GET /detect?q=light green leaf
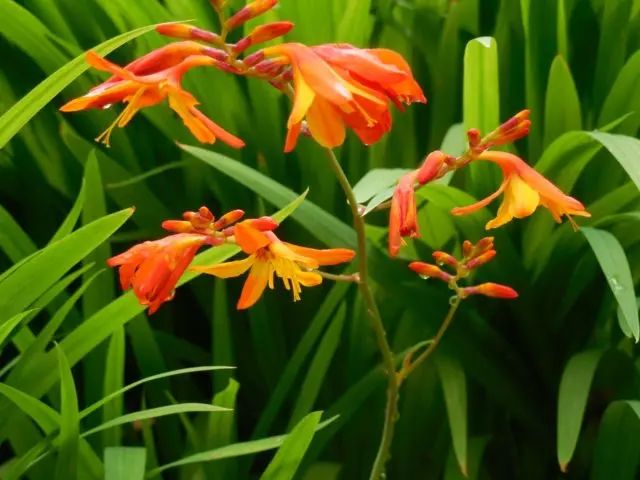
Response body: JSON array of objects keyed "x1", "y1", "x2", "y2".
[
  {"x1": 54, "y1": 345, "x2": 80, "y2": 480},
  {"x1": 436, "y1": 354, "x2": 468, "y2": 477},
  {"x1": 49, "y1": 180, "x2": 86, "y2": 244},
  {"x1": 0, "y1": 310, "x2": 37, "y2": 350},
  {"x1": 104, "y1": 447, "x2": 146, "y2": 480},
  {"x1": 587, "y1": 132, "x2": 640, "y2": 193},
  {"x1": 146, "y1": 415, "x2": 337, "y2": 478},
  {"x1": 0, "y1": 208, "x2": 133, "y2": 327},
  {"x1": 582, "y1": 227, "x2": 639, "y2": 340},
  {"x1": 102, "y1": 327, "x2": 125, "y2": 448},
  {"x1": 261, "y1": 412, "x2": 322, "y2": 480},
  {"x1": 352, "y1": 168, "x2": 412, "y2": 204},
  {"x1": 557, "y1": 349, "x2": 606, "y2": 470},
  {"x1": 207, "y1": 378, "x2": 239, "y2": 479},
  {"x1": 543, "y1": 55, "x2": 582, "y2": 147}
]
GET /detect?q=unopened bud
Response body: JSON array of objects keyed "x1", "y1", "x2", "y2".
[
  {"x1": 408, "y1": 262, "x2": 453, "y2": 283},
  {"x1": 461, "y1": 283, "x2": 518, "y2": 299},
  {"x1": 465, "y1": 250, "x2": 496, "y2": 269},
  {"x1": 224, "y1": 0, "x2": 278, "y2": 31},
  {"x1": 213, "y1": 209, "x2": 244, "y2": 229},
  {"x1": 432, "y1": 251, "x2": 458, "y2": 268},
  {"x1": 201, "y1": 47, "x2": 229, "y2": 62},
  {"x1": 474, "y1": 237, "x2": 494, "y2": 254},
  {"x1": 210, "y1": 0, "x2": 227, "y2": 11},
  {"x1": 243, "y1": 216, "x2": 279, "y2": 231},
  {"x1": 416, "y1": 151, "x2": 446, "y2": 185},
  {"x1": 467, "y1": 128, "x2": 481, "y2": 148},
  {"x1": 243, "y1": 50, "x2": 266, "y2": 67},
  {"x1": 162, "y1": 220, "x2": 194, "y2": 233},
  {"x1": 156, "y1": 24, "x2": 222, "y2": 45},
  {"x1": 462, "y1": 240, "x2": 473, "y2": 258},
  {"x1": 234, "y1": 22, "x2": 293, "y2": 54}
]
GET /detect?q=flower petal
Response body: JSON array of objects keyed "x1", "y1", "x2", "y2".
[
  {"x1": 305, "y1": 97, "x2": 346, "y2": 148},
  {"x1": 289, "y1": 66, "x2": 316, "y2": 126},
  {"x1": 234, "y1": 223, "x2": 272, "y2": 254},
  {"x1": 237, "y1": 259, "x2": 270, "y2": 309},
  {"x1": 451, "y1": 180, "x2": 507, "y2": 216},
  {"x1": 504, "y1": 174, "x2": 540, "y2": 219},
  {"x1": 284, "y1": 243, "x2": 356, "y2": 266},
  {"x1": 296, "y1": 270, "x2": 323, "y2": 287},
  {"x1": 191, "y1": 255, "x2": 255, "y2": 278}
]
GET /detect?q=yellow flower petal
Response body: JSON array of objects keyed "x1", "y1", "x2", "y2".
[
  {"x1": 190, "y1": 254, "x2": 254, "y2": 278},
  {"x1": 505, "y1": 174, "x2": 540, "y2": 218},
  {"x1": 305, "y1": 97, "x2": 346, "y2": 148}
]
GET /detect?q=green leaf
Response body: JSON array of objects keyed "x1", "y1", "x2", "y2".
[
  {"x1": 352, "y1": 168, "x2": 412, "y2": 204},
  {"x1": 288, "y1": 305, "x2": 347, "y2": 429},
  {"x1": 102, "y1": 327, "x2": 125, "y2": 448},
  {"x1": 598, "y1": 50, "x2": 640, "y2": 129},
  {"x1": 54, "y1": 345, "x2": 80, "y2": 480},
  {"x1": 543, "y1": 55, "x2": 582, "y2": 147},
  {"x1": 146, "y1": 415, "x2": 337, "y2": 479},
  {"x1": 104, "y1": 447, "x2": 146, "y2": 480},
  {"x1": 463, "y1": 36, "x2": 500, "y2": 197},
  {"x1": 82, "y1": 404, "x2": 231, "y2": 439},
  {"x1": 0, "y1": 22, "x2": 163, "y2": 150},
  {"x1": 0, "y1": 310, "x2": 37, "y2": 350},
  {"x1": 0, "y1": 383, "x2": 60, "y2": 432},
  {"x1": 557, "y1": 349, "x2": 606, "y2": 470},
  {"x1": 49, "y1": 180, "x2": 86, "y2": 244},
  {"x1": 261, "y1": 412, "x2": 322, "y2": 480},
  {"x1": 0, "y1": 208, "x2": 133, "y2": 327},
  {"x1": 207, "y1": 378, "x2": 239, "y2": 479},
  {"x1": 444, "y1": 437, "x2": 489, "y2": 480},
  {"x1": 587, "y1": 132, "x2": 640, "y2": 193},
  {"x1": 435, "y1": 354, "x2": 468, "y2": 477},
  {"x1": 582, "y1": 227, "x2": 639, "y2": 340},
  {"x1": 591, "y1": 400, "x2": 640, "y2": 480}
]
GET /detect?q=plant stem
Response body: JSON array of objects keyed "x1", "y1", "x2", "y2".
[
  {"x1": 398, "y1": 296, "x2": 462, "y2": 383},
  {"x1": 322, "y1": 147, "x2": 399, "y2": 480},
  {"x1": 314, "y1": 270, "x2": 361, "y2": 283}
]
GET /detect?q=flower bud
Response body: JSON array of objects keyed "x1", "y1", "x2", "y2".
[
  {"x1": 209, "y1": 0, "x2": 227, "y2": 11},
  {"x1": 416, "y1": 150, "x2": 446, "y2": 185},
  {"x1": 243, "y1": 50, "x2": 266, "y2": 67},
  {"x1": 432, "y1": 251, "x2": 458, "y2": 268},
  {"x1": 474, "y1": 236, "x2": 494, "y2": 254},
  {"x1": 156, "y1": 23, "x2": 222, "y2": 45},
  {"x1": 162, "y1": 220, "x2": 194, "y2": 233},
  {"x1": 467, "y1": 128, "x2": 481, "y2": 148},
  {"x1": 408, "y1": 262, "x2": 453, "y2": 283},
  {"x1": 461, "y1": 283, "x2": 518, "y2": 299},
  {"x1": 243, "y1": 216, "x2": 279, "y2": 231},
  {"x1": 213, "y1": 209, "x2": 245, "y2": 229},
  {"x1": 465, "y1": 249, "x2": 496, "y2": 269},
  {"x1": 234, "y1": 22, "x2": 293, "y2": 54},
  {"x1": 224, "y1": 0, "x2": 278, "y2": 31},
  {"x1": 462, "y1": 240, "x2": 473, "y2": 258}
]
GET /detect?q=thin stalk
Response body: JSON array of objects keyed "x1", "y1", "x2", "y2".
[
  {"x1": 398, "y1": 296, "x2": 461, "y2": 383},
  {"x1": 322, "y1": 147, "x2": 398, "y2": 480}
]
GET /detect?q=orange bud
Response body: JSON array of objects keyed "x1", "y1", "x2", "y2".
[
  {"x1": 467, "y1": 128, "x2": 481, "y2": 148},
  {"x1": 156, "y1": 23, "x2": 221, "y2": 45},
  {"x1": 474, "y1": 237, "x2": 494, "y2": 254},
  {"x1": 242, "y1": 216, "x2": 279, "y2": 231},
  {"x1": 432, "y1": 251, "x2": 458, "y2": 268},
  {"x1": 244, "y1": 50, "x2": 266, "y2": 67},
  {"x1": 388, "y1": 172, "x2": 419, "y2": 257},
  {"x1": 225, "y1": 0, "x2": 278, "y2": 31},
  {"x1": 409, "y1": 262, "x2": 453, "y2": 282},
  {"x1": 213, "y1": 209, "x2": 245, "y2": 229},
  {"x1": 461, "y1": 283, "x2": 518, "y2": 299},
  {"x1": 416, "y1": 151, "x2": 446, "y2": 185},
  {"x1": 462, "y1": 240, "x2": 473, "y2": 257},
  {"x1": 162, "y1": 220, "x2": 194, "y2": 233},
  {"x1": 198, "y1": 206, "x2": 215, "y2": 221},
  {"x1": 465, "y1": 250, "x2": 496, "y2": 269},
  {"x1": 234, "y1": 21, "x2": 293, "y2": 54}
]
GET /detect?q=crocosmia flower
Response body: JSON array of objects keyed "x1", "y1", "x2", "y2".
[
  {"x1": 107, "y1": 233, "x2": 208, "y2": 314},
  {"x1": 452, "y1": 151, "x2": 590, "y2": 229},
  {"x1": 192, "y1": 222, "x2": 355, "y2": 309},
  {"x1": 60, "y1": 51, "x2": 244, "y2": 148},
  {"x1": 262, "y1": 43, "x2": 424, "y2": 151}
]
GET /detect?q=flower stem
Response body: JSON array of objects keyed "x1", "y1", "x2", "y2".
[
  {"x1": 322, "y1": 147, "x2": 399, "y2": 480},
  {"x1": 397, "y1": 296, "x2": 462, "y2": 384},
  {"x1": 314, "y1": 270, "x2": 361, "y2": 283}
]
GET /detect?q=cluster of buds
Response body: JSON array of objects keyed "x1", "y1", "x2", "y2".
[{"x1": 408, "y1": 237, "x2": 518, "y2": 300}]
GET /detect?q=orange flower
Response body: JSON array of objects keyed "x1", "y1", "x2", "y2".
[
  {"x1": 388, "y1": 171, "x2": 419, "y2": 257},
  {"x1": 60, "y1": 51, "x2": 244, "y2": 148},
  {"x1": 107, "y1": 233, "x2": 208, "y2": 314},
  {"x1": 263, "y1": 43, "x2": 419, "y2": 151},
  {"x1": 191, "y1": 222, "x2": 355, "y2": 309},
  {"x1": 451, "y1": 151, "x2": 590, "y2": 229},
  {"x1": 460, "y1": 283, "x2": 518, "y2": 299}
]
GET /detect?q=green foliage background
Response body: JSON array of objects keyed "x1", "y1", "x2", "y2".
[{"x1": 1, "y1": 0, "x2": 640, "y2": 478}]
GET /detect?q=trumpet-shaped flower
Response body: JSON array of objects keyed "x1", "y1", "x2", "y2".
[
  {"x1": 262, "y1": 43, "x2": 422, "y2": 151},
  {"x1": 107, "y1": 233, "x2": 208, "y2": 314},
  {"x1": 191, "y1": 222, "x2": 355, "y2": 309},
  {"x1": 388, "y1": 171, "x2": 419, "y2": 257},
  {"x1": 451, "y1": 151, "x2": 590, "y2": 229},
  {"x1": 60, "y1": 51, "x2": 244, "y2": 148}
]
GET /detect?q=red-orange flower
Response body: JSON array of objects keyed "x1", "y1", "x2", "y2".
[
  {"x1": 262, "y1": 43, "x2": 424, "y2": 151},
  {"x1": 191, "y1": 222, "x2": 355, "y2": 309},
  {"x1": 460, "y1": 283, "x2": 518, "y2": 299},
  {"x1": 60, "y1": 51, "x2": 244, "y2": 148},
  {"x1": 452, "y1": 151, "x2": 590, "y2": 229},
  {"x1": 107, "y1": 233, "x2": 208, "y2": 314}
]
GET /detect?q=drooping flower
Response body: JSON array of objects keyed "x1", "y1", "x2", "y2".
[
  {"x1": 107, "y1": 233, "x2": 208, "y2": 314},
  {"x1": 451, "y1": 151, "x2": 590, "y2": 229},
  {"x1": 388, "y1": 151, "x2": 447, "y2": 257},
  {"x1": 191, "y1": 222, "x2": 356, "y2": 309},
  {"x1": 60, "y1": 51, "x2": 244, "y2": 148},
  {"x1": 262, "y1": 43, "x2": 423, "y2": 151}
]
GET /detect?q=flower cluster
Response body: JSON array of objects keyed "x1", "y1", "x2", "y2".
[
  {"x1": 409, "y1": 237, "x2": 518, "y2": 300},
  {"x1": 107, "y1": 206, "x2": 355, "y2": 313},
  {"x1": 61, "y1": 0, "x2": 424, "y2": 152},
  {"x1": 388, "y1": 110, "x2": 590, "y2": 257}
]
